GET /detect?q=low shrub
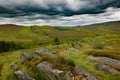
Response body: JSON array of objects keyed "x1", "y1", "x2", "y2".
[
  {"x1": 53, "y1": 56, "x2": 75, "y2": 71},
  {"x1": 54, "y1": 37, "x2": 60, "y2": 45},
  {"x1": 41, "y1": 54, "x2": 55, "y2": 63},
  {"x1": 93, "y1": 42, "x2": 105, "y2": 50},
  {"x1": 88, "y1": 50, "x2": 120, "y2": 60},
  {"x1": 36, "y1": 54, "x2": 75, "y2": 71}
]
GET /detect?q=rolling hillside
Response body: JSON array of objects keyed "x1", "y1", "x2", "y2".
[
  {"x1": 79, "y1": 21, "x2": 120, "y2": 34},
  {"x1": 0, "y1": 21, "x2": 120, "y2": 80}
]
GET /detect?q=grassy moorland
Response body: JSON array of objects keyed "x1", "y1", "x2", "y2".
[{"x1": 0, "y1": 21, "x2": 120, "y2": 80}]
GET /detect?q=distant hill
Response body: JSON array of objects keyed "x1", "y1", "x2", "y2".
[
  {"x1": 76, "y1": 21, "x2": 120, "y2": 34},
  {"x1": 0, "y1": 24, "x2": 23, "y2": 29},
  {"x1": 0, "y1": 21, "x2": 120, "y2": 42},
  {"x1": 84, "y1": 21, "x2": 120, "y2": 27}
]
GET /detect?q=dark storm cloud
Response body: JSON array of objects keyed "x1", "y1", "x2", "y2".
[
  {"x1": 0, "y1": 0, "x2": 120, "y2": 17},
  {"x1": 0, "y1": 0, "x2": 120, "y2": 26}
]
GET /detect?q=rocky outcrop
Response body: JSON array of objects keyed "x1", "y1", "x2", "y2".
[
  {"x1": 14, "y1": 70, "x2": 35, "y2": 80},
  {"x1": 32, "y1": 53, "x2": 40, "y2": 59},
  {"x1": 15, "y1": 49, "x2": 76, "y2": 80},
  {"x1": 35, "y1": 49, "x2": 55, "y2": 57},
  {"x1": 74, "y1": 66, "x2": 98, "y2": 80},
  {"x1": 20, "y1": 52, "x2": 41, "y2": 64},
  {"x1": 20, "y1": 49, "x2": 54, "y2": 63},
  {"x1": 95, "y1": 63, "x2": 120, "y2": 74},
  {"x1": 88, "y1": 55, "x2": 120, "y2": 70},
  {"x1": 36, "y1": 61, "x2": 74, "y2": 80},
  {"x1": 21, "y1": 53, "x2": 33, "y2": 63},
  {"x1": 10, "y1": 63, "x2": 18, "y2": 70}
]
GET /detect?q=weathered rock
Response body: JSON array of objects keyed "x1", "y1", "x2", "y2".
[
  {"x1": 88, "y1": 55, "x2": 120, "y2": 70},
  {"x1": 32, "y1": 53, "x2": 40, "y2": 59},
  {"x1": 36, "y1": 61, "x2": 74, "y2": 80},
  {"x1": 74, "y1": 66, "x2": 98, "y2": 80},
  {"x1": 10, "y1": 63, "x2": 18, "y2": 69},
  {"x1": 14, "y1": 70, "x2": 35, "y2": 80},
  {"x1": 35, "y1": 49, "x2": 54, "y2": 57},
  {"x1": 95, "y1": 63, "x2": 120, "y2": 74},
  {"x1": 21, "y1": 53, "x2": 33, "y2": 63}
]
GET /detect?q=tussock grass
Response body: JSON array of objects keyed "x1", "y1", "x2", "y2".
[{"x1": 88, "y1": 50, "x2": 120, "y2": 60}]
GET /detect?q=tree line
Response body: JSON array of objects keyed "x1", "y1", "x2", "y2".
[{"x1": 0, "y1": 41, "x2": 26, "y2": 53}]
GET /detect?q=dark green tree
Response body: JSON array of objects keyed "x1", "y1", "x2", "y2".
[
  {"x1": 71, "y1": 43, "x2": 75, "y2": 48},
  {"x1": 54, "y1": 37, "x2": 60, "y2": 45}
]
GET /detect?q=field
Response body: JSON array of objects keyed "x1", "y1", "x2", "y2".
[{"x1": 0, "y1": 21, "x2": 120, "y2": 80}]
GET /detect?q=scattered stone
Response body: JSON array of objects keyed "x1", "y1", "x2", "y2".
[
  {"x1": 35, "y1": 49, "x2": 55, "y2": 57},
  {"x1": 95, "y1": 63, "x2": 120, "y2": 74},
  {"x1": 74, "y1": 66, "x2": 98, "y2": 80},
  {"x1": 88, "y1": 55, "x2": 120, "y2": 70},
  {"x1": 10, "y1": 63, "x2": 18, "y2": 69},
  {"x1": 36, "y1": 61, "x2": 74, "y2": 80},
  {"x1": 14, "y1": 70, "x2": 35, "y2": 80},
  {"x1": 21, "y1": 53, "x2": 33, "y2": 63}
]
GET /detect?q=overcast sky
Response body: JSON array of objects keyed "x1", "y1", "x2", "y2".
[{"x1": 0, "y1": 0, "x2": 120, "y2": 26}]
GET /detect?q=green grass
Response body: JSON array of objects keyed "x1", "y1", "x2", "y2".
[
  {"x1": 0, "y1": 22, "x2": 120, "y2": 80},
  {"x1": 58, "y1": 49, "x2": 120, "y2": 80}
]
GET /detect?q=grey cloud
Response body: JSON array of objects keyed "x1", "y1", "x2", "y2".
[
  {"x1": 0, "y1": 0, "x2": 88, "y2": 10},
  {"x1": 0, "y1": 0, "x2": 119, "y2": 12},
  {"x1": 0, "y1": 7, "x2": 120, "y2": 26},
  {"x1": 0, "y1": 0, "x2": 120, "y2": 26}
]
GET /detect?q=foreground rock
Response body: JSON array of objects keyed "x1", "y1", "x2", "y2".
[
  {"x1": 36, "y1": 61, "x2": 74, "y2": 80},
  {"x1": 35, "y1": 49, "x2": 55, "y2": 57},
  {"x1": 74, "y1": 66, "x2": 98, "y2": 80},
  {"x1": 14, "y1": 70, "x2": 35, "y2": 80},
  {"x1": 95, "y1": 63, "x2": 120, "y2": 74}
]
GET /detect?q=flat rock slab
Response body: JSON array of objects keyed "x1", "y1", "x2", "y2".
[
  {"x1": 88, "y1": 55, "x2": 120, "y2": 70},
  {"x1": 35, "y1": 49, "x2": 55, "y2": 57},
  {"x1": 95, "y1": 63, "x2": 120, "y2": 74}
]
